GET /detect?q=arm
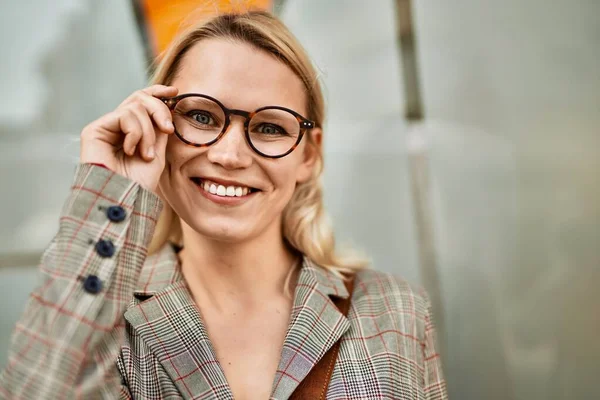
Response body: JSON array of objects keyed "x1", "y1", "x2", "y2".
[
  {"x1": 0, "y1": 164, "x2": 162, "y2": 399},
  {"x1": 421, "y1": 292, "x2": 449, "y2": 400}
]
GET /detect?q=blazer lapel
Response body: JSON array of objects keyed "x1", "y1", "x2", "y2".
[
  {"x1": 124, "y1": 246, "x2": 351, "y2": 400},
  {"x1": 270, "y1": 258, "x2": 351, "y2": 400},
  {"x1": 124, "y1": 245, "x2": 233, "y2": 400}
]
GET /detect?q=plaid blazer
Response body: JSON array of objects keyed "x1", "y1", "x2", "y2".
[{"x1": 0, "y1": 165, "x2": 447, "y2": 400}]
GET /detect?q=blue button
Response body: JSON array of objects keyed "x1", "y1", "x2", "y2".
[
  {"x1": 106, "y1": 205, "x2": 126, "y2": 222},
  {"x1": 95, "y1": 239, "x2": 115, "y2": 257},
  {"x1": 83, "y1": 275, "x2": 103, "y2": 294}
]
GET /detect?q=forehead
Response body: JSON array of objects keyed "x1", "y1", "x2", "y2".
[{"x1": 173, "y1": 38, "x2": 307, "y2": 114}]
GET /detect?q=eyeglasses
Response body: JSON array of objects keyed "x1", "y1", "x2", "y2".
[{"x1": 162, "y1": 93, "x2": 315, "y2": 158}]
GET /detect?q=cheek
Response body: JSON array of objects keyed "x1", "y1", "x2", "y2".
[
  {"x1": 267, "y1": 158, "x2": 304, "y2": 197},
  {"x1": 164, "y1": 137, "x2": 210, "y2": 181},
  {"x1": 165, "y1": 136, "x2": 189, "y2": 169}
]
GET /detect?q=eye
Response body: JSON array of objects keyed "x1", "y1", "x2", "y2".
[
  {"x1": 189, "y1": 111, "x2": 215, "y2": 126},
  {"x1": 257, "y1": 123, "x2": 287, "y2": 135}
]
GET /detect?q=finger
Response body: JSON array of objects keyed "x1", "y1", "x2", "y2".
[
  {"x1": 88, "y1": 111, "x2": 123, "y2": 143},
  {"x1": 129, "y1": 104, "x2": 157, "y2": 161},
  {"x1": 154, "y1": 131, "x2": 170, "y2": 161},
  {"x1": 119, "y1": 109, "x2": 143, "y2": 156},
  {"x1": 135, "y1": 93, "x2": 175, "y2": 134},
  {"x1": 120, "y1": 85, "x2": 178, "y2": 108},
  {"x1": 141, "y1": 84, "x2": 179, "y2": 98}
]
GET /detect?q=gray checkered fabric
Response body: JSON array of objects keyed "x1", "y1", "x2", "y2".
[{"x1": 1, "y1": 165, "x2": 447, "y2": 399}]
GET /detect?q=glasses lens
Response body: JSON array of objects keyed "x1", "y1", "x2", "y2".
[
  {"x1": 248, "y1": 108, "x2": 301, "y2": 156},
  {"x1": 172, "y1": 96, "x2": 226, "y2": 145}
]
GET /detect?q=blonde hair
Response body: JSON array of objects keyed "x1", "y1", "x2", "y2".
[{"x1": 148, "y1": 10, "x2": 369, "y2": 276}]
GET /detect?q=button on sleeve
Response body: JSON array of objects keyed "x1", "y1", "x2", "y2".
[
  {"x1": 0, "y1": 164, "x2": 164, "y2": 399},
  {"x1": 83, "y1": 275, "x2": 103, "y2": 294},
  {"x1": 106, "y1": 205, "x2": 126, "y2": 222},
  {"x1": 95, "y1": 239, "x2": 115, "y2": 258}
]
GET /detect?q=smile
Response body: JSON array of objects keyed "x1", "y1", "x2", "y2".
[{"x1": 190, "y1": 178, "x2": 258, "y2": 198}]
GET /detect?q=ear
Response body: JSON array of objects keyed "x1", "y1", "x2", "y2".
[{"x1": 296, "y1": 128, "x2": 322, "y2": 184}]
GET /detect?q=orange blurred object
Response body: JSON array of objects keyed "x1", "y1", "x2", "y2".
[{"x1": 140, "y1": 0, "x2": 273, "y2": 56}]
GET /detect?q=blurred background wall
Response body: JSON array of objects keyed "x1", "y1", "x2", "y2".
[{"x1": 1, "y1": 1, "x2": 598, "y2": 399}]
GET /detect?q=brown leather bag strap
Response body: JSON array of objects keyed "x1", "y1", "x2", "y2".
[{"x1": 290, "y1": 275, "x2": 355, "y2": 400}]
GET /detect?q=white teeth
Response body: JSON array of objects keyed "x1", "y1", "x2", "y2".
[{"x1": 198, "y1": 179, "x2": 253, "y2": 197}]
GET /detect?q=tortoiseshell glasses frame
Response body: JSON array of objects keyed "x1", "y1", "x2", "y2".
[{"x1": 162, "y1": 93, "x2": 315, "y2": 159}]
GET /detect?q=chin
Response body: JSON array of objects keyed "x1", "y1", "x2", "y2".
[{"x1": 186, "y1": 215, "x2": 257, "y2": 244}]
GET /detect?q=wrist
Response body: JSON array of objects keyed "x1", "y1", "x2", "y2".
[{"x1": 89, "y1": 163, "x2": 110, "y2": 171}]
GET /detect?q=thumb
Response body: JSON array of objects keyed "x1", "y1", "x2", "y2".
[{"x1": 154, "y1": 131, "x2": 170, "y2": 161}]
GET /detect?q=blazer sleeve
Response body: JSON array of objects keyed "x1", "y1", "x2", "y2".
[
  {"x1": 421, "y1": 291, "x2": 449, "y2": 400},
  {"x1": 0, "y1": 164, "x2": 162, "y2": 400}
]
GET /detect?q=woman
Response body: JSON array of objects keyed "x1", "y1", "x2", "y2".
[{"x1": 0, "y1": 10, "x2": 447, "y2": 400}]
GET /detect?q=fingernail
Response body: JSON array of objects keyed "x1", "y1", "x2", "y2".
[
  {"x1": 165, "y1": 120, "x2": 174, "y2": 130},
  {"x1": 147, "y1": 146, "x2": 155, "y2": 159}
]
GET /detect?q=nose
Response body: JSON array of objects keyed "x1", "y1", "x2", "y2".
[{"x1": 206, "y1": 118, "x2": 253, "y2": 169}]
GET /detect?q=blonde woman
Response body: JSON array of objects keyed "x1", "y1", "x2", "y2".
[{"x1": 0, "y1": 11, "x2": 447, "y2": 400}]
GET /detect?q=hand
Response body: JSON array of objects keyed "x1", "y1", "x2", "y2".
[{"x1": 80, "y1": 85, "x2": 178, "y2": 192}]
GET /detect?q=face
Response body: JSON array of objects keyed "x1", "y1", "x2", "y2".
[{"x1": 159, "y1": 38, "x2": 320, "y2": 243}]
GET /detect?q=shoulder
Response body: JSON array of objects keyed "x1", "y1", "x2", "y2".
[
  {"x1": 350, "y1": 268, "x2": 432, "y2": 336},
  {"x1": 352, "y1": 267, "x2": 431, "y2": 312},
  {"x1": 134, "y1": 243, "x2": 183, "y2": 297}
]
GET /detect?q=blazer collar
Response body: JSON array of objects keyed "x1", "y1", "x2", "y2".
[
  {"x1": 125, "y1": 244, "x2": 351, "y2": 400},
  {"x1": 132, "y1": 244, "x2": 349, "y2": 299}
]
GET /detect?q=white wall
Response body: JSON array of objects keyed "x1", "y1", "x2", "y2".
[
  {"x1": 414, "y1": 1, "x2": 600, "y2": 398},
  {"x1": 281, "y1": 0, "x2": 421, "y2": 283},
  {"x1": 0, "y1": 0, "x2": 147, "y2": 255},
  {"x1": 283, "y1": 0, "x2": 600, "y2": 399}
]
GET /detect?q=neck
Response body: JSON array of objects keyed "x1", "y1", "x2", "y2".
[{"x1": 178, "y1": 219, "x2": 300, "y2": 312}]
